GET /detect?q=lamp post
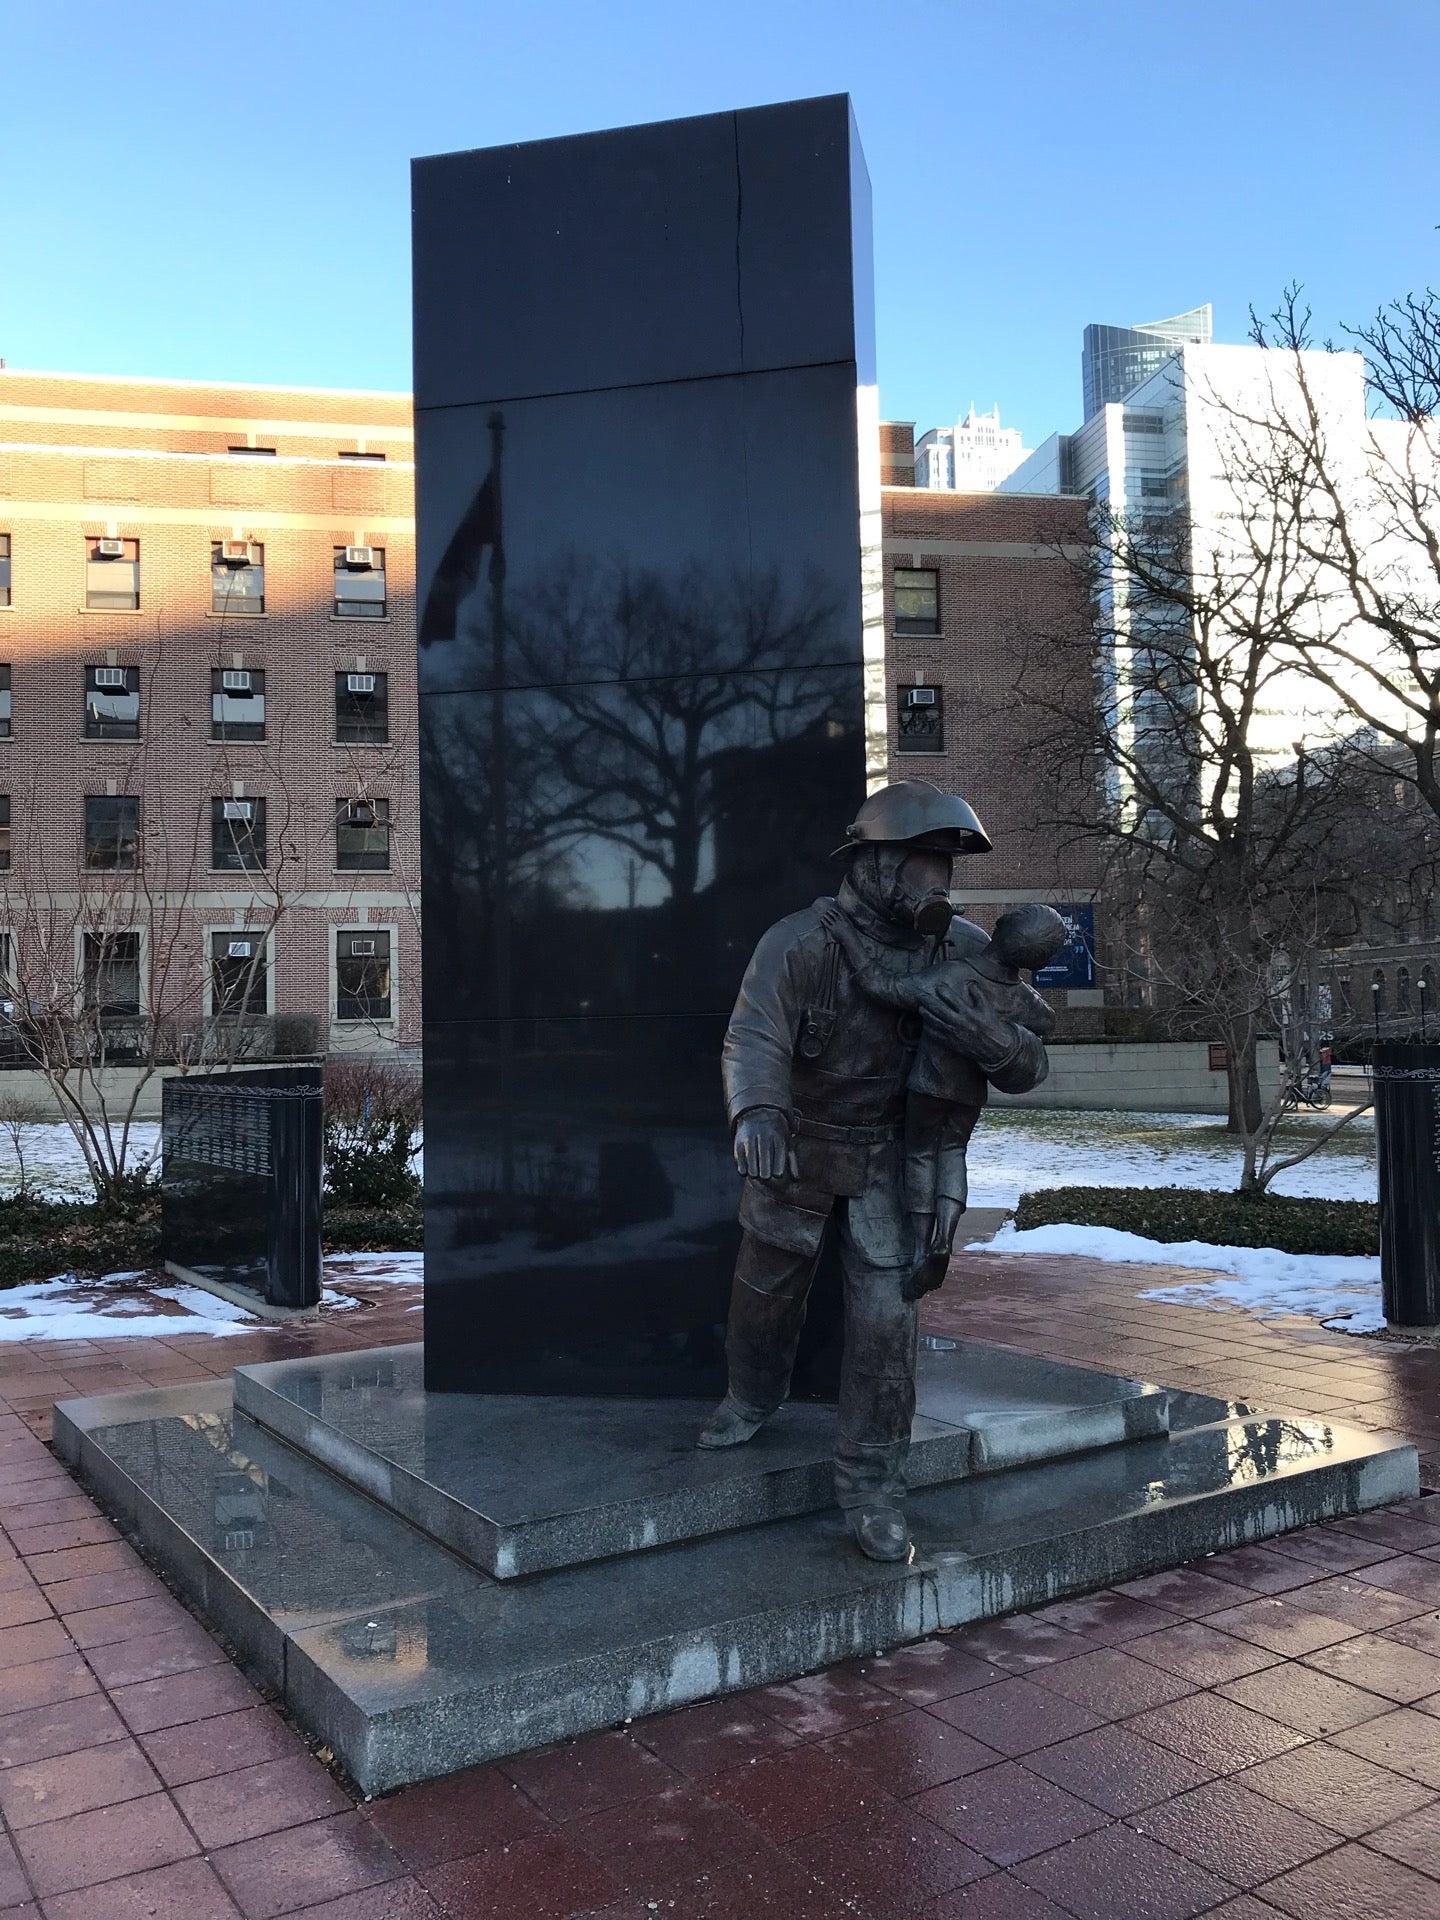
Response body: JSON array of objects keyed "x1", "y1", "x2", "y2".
[
  {"x1": 1421, "y1": 974, "x2": 1430, "y2": 1041},
  {"x1": 1372, "y1": 979, "x2": 1382, "y2": 1045}
]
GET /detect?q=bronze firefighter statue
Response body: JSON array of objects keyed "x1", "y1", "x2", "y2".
[{"x1": 698, "y1": 779, "x2": 1052, "y2": 1563}]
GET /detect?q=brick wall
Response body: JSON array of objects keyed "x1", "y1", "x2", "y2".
[
  {"x1": 0, "y1": 370, "x2": 420, "y2": 1052},
  {"x1": 880, "y1": 483, "x2": 1103, "y2": 970},
  {"x1": 879, "y1": 419, "x2": 915, "y2": 487}
]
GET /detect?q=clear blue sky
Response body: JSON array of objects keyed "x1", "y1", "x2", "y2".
[{"x1": 4, "y1": 0, "x2": 1435, "y2": 446}]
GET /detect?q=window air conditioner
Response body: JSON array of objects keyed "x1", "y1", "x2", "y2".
[
  {"x1": 219, "y1": 541, "x2": 260, "y2": 567},
  {"x1": 907, "y1": 688, "x2": 937, "y2": 707},
  {"x1": 347, "y1": 801, "x2": 376, "y2": 826},
  {"x1": 350, "y1": 939, "x2": 376, "y2": 957},
  {"x1": 343, "y1": 545, "x2": 376, "y2": 570},
  {"x1": 227, "y1": 940, "x2": 253, "y2": 959},
  {"x1": 94, "y1": 666, "x2": 126, "y2": 688},
  {"x1": 347, "y1": 673, "x2": 376, "y2": 695},
  {"x1": 221, "y1": 670, "x2": 252, "y2": 693},
  {"x1": 222, "y1": 800, "x2": 253, "y2": 820},
  {"x1": 96, "y1": 538, "x2": 126, "y2": 558}
]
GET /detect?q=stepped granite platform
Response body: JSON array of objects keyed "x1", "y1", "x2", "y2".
[
  {"x1": 228, "y1": 1341, "x2": 1170, "y2": 1577},
  {"x1": 54, "y1": 1338, "x2": 1417, "y2": 1796}
]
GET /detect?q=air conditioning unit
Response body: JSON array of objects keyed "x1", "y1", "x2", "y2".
[
  {"x1": 94, "y1": 666, "x2": 126, "y2": 688},
  {"x1": 226, "y1": 940, "x2": 254, "y2": 959},
  {"x1": 221, "y1": 670, "x2": 252, "y2": 693},
  {"x1": 343, "y1": 545, "x2": 376, "y2": 570},
  {"x1": 222, "y1": 800, "x2": 253, "y2": 821},
  {"x1": 346, "y1": 673, "x2": 376, "y2": 695},
  {"x1": 96, "y1": 538, "x2": 125, "y2": 558},
  {"x1": 218, "y1": 540, "x2": 260, "y2": 567},
  {"x1": 346, "y1": 801, "x2": 376, "y2": 826},
  {"x1": 349, "y1": 939, "x2": 376, "y2": 957},
  {"x1": 906, "y1": 687, "x2": 937, "y2": 707}
]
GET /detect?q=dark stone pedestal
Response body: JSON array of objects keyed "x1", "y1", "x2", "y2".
[
  {"x1": 56, "y1": 1347, "x2": 1415, "y2": 1795},
  {"x1": 411, "y1": 94, "x2": 879, "y2": 1397}
]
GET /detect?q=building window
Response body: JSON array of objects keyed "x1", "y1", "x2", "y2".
[
  {"x1": 897, "y1": 683, "x2": 945, "y2": 754},
  {"x1": 85, "y1": 537, "x2": 140, "y2": 611},
  {"x1": 338, "y1": 450, "x2": 386, "y2": 461},
  {"x1": 335, "y1": 670, "x2": 389, "y2": 743},
  {"x1": 0, "y1": 795, "x2": 9, "y2": 871},
  {"x1": 210, "y1": 797, "x2": 267, "y2": 872},
  {"x1": 83, "y1": 931, "x2": 140, "y2": 1017},
  {"x1": 336, "y1": 929, "x2": 391, "y2": 1022},
  {"x1": 0, "y1": 665, "x2": 10, "y2": 739},
  {"x1": 83, "y1": 795, "x2": 140, "y2": 870},
  {"x1": 227, "y1": 445, "x2": 276, "y2": 457},
  {"x1": 1398, "y1": 965, "x2": 1412, "y2": 1012},
  {"x1": 84, "y1": 664, "x2": 141, "y2": 739},
  {"x1": 335, "y1": 797, "x2": 390, "y2": 872},
  {"x1": 211, "y1": 541, "x2": 265, "y2": 615},
  {"x1": 893, "y1": 567, "x2": 939, "y2": 635},
  {"x1": 333, "y1": 545, "x2": 386, "y2": 618},
  {"x1": 1338, "y1": 976, "x2": 1353, "y2": 1015},
  {"x1": 211, "y1": 667, "x2": 266, "y2": 742},
  {"x1": 211, "y1": 932, "x2": 268, "y2": 1016},
  {"x1": 1372, "y1": 968, "x2": 1387, "y2": 1015},
  {"x1": 0, "y1": 535, "x2": 10, "y2": 607}
]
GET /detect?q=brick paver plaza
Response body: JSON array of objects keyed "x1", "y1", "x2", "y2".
[{"x1": 2, "y1": 1247, "x2": 1440, "y2": 1918}]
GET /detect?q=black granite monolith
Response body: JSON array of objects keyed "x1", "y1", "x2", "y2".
[{"x1": 412, "y1": 96, "x2": 877, "y2": 1394}]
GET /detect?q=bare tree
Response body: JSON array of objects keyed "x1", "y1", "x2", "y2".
[
  {"x1": 1011, "y1": 487, "x2": 1404, "y2": 1174},
  {"x1": 1212, "y1": 287, "x2": 1440, "y2": 824}
]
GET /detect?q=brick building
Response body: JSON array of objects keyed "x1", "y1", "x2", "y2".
[
  {"x1": 0, "y1": 368, "x2": 419, "y2": 1059},
  {"x1": 878, "y1": 447, "x2": 1103, "y2": 1009},
  {"x1": 0, "y1": 374, "x2": 1101, "y2": 1075}
]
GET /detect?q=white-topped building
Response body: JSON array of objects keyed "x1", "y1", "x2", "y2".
[{"x1": 913, "y1": 404, "x2": 1031, "y2": 493}]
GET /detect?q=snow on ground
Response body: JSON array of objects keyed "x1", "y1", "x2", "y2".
[
  {"x1": 966, "y1": 1107, "x2": 1375, "y2": 1209},
  {"x1": 0, "y1": 1252, "x2": 424, "y2": 1341},
  {"x1": 0, "y1": 1122, "x2": 161, "y2": 1200},
  {"x1": 978, "y1": 1220, "x2": 1385, "y2": 1335},
  {"x1": 0, "y1": 1273, "x2": 259, "y2": 1341}
]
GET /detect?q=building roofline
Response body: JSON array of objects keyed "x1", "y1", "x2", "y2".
[{"x1": 0, "y1": 366, "x2": 411, "y2": 402}]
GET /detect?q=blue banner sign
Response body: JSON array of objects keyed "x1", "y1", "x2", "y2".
[{"x1": 1033, "y1": 904, "x2": 1096, "y2": 989}]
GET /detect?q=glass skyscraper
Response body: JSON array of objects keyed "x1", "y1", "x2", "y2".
[{"x1": 1081, "y1": 305, "x2": 1212, "y2": 418}]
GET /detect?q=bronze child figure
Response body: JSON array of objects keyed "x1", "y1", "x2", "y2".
[{"x1": 822, "y1": 902, "x2": 1067, "y2": 1299}]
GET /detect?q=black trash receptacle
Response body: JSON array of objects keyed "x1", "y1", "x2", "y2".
[{"x1": 1375, "y1": 1040, "x2": 1440, "y2": 1329}]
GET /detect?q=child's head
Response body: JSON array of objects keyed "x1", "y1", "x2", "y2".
[{"x1": 990, "y1": 904, "x2": 1069, "y2": 973}]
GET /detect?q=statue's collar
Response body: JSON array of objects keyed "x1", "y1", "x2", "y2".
[{"x1": 833, "y1": 879, "x2": 927, "y2": 950}]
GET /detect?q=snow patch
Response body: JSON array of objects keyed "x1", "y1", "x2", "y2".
[
  {"x1": 977, "y1": 1220, "x2": 1384, "y2": 1334},
  {"x1": 0, "y1": 1272, "x2": 259, "y2": 1341}
]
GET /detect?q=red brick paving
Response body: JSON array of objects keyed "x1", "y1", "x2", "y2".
[{"x1": 2, "y1": 1250, "x2": 1440, "y2": 1913}]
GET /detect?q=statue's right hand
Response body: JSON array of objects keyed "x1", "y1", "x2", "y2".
[{"x1": 733, "y1": 1108, "x2": 798, "y2": 1181}]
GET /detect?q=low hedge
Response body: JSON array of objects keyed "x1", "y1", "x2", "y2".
[
  {"x1": 1014, "y1": 1185, "x2": 1378, "y2": 1257},
  {"x1": 0, "y1": 1195, "x2": 162, "y2": 1290},
  {"x1": 322, "y1": 1203, "x2": 423, "y2": 1253},
  {"x1": 0, "y1": 1191, "x2": 423, "y2": 1290}
]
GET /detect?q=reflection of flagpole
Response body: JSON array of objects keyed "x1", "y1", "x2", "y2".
[{"x1": 486, "y1": 412, "x2": 515, "y2": 1200}]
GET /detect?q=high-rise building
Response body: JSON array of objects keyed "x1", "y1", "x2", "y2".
[
  {"x1": 1080, "y1": 305, "x2": 1212, "y2": 418},
  {"x1": 913, "y1": 404, "x2": 1031, "y2": 492}
]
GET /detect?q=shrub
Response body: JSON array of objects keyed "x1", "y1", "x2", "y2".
[
  {"x1": 323, "y1": 1058, "x2": 422, "y2": 1210},
  {"x1": 0, "y1": 1192, "x2": 161, "y2": 1290},
  {"x1": 1013, "y1": 1185, "x2": 1378, "y2": 1258},
  {"x1": 323, "y1": 1201, "x2": 423, "y2": 1252}
]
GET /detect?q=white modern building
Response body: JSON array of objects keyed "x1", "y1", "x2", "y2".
[
  {"x1": 913, "y1": 404, "x2": 1031, "y2": 492},
  {"x1": 1002, "y1": 339, "x2": 1433, "y2": 770}
]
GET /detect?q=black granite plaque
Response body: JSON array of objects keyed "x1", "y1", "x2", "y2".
[
  {"x1": 161, "y1": 1065, "x2": 323, "y2": 1312},
  {"x1": 413, "y1": 95, "x2": 876, "y2": 1395}
]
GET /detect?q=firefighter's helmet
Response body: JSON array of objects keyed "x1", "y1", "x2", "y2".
[{"x1": 832, "y1": 779, "x2": 992, "y2": 857}]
